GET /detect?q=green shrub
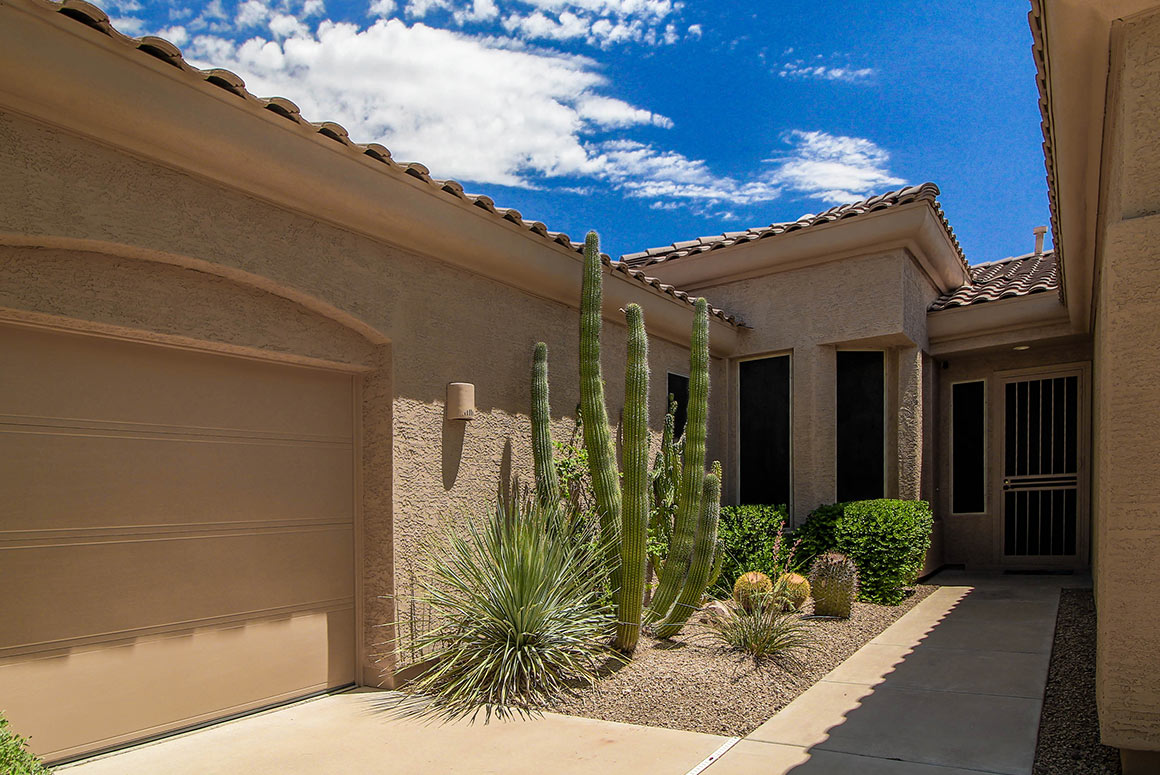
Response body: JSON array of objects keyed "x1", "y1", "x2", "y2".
[
  {"x1": 0, "y1": 713, "x2": 52, "y2": 775},
  {"x1": 386, "y1": 496, "x2": 617, "y2": 722},
  {"x1": 793, "y1": 502, "x2": 844, "y2": 564},
  {"x1": 834, "y1": 500, "x2": 932, "y2": 605},
  {"x1": 712, "y1": 504, "x2": 789, "y2": 596},
  {"x1": 703, "y1": 583, "x2": 815, "y2": 664},
  {"x1": 795, "y1": 500, "x2": 933, "y2": 606}
]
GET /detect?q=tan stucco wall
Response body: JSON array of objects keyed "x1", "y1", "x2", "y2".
[
  {"x1": 1092, "y1": 6, "x2": 1160, "y2": 751},
  {"x1": 694, "y1": 250, "x2": 940, "y2": 526},
  {"x1": 0, "y1": 110, "x2": 724, "y2": 683},
  {"x1": 934, "y1": 340, "x2": 1092, "y2": 569}
]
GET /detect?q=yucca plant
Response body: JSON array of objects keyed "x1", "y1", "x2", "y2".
[
  {"x1": 702, "y1": 581, "x2": 815, "y2": 665},
  {"x1": 385, "y1": 496, "x2": 618, "y2": 723}
]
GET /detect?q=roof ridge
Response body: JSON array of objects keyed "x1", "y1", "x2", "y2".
[
  {"x1": 618, "y1": 182, "x2": 967, "y2": 272},
  {"x1": 42, "y1": 0, "x2": 743, "y2": 326},
  {"x1": 969, "y1": 249, "x2": 1055, "y2": 269}
]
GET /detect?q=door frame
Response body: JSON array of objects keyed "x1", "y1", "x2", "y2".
[{"x1": 991, "y1": 361, "x2": 1091, "y2": 569}]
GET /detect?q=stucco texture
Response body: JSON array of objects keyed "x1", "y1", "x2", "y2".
[
  {"x1": 693, "y1": 250, "x2": 940, "y2": 525},
  {"x1": 1092, "y1": 7, "x2": 1160, "y2": 751},
  {"x1": 0, "y1": 110, "x2": 723, "y2": 684}
]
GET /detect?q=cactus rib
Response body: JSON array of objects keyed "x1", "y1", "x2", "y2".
[
  {"x1": 578, "y1": 231, "x2": 623, "y2": 597},
  {"x1": 531, "y1": 342, "x2": 561, "y2": 508},
  {"x1": 647, "y1": 297, "x2": 710, "y2": 624},
  {"x1": 654, "y1": 470, "x2": 721, "y2": 638},
  {"x1": 616, "y1": 303, "x2": 649, "y2": 652}
]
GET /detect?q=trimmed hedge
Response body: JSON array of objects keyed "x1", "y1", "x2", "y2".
[
  {"x1": 712, "y1": 504, "x2": 788, "y2": 597},
  {"x1": 796, "y1": 499, "x2": 933, "y2": 605}
]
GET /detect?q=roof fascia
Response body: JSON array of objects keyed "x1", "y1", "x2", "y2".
[
  {"x1": 1034, "y1": 0, "x2": 1156, "y2": 333},
  {"x1": 0, "y1": 0, "x2": 739, "y2": 354},
  {"x1": 636, "y1": 203, "x2": 969, "y2": 294},
  {"x1": 927, "y1": 293, "x2": 1072, "y2": 355}
]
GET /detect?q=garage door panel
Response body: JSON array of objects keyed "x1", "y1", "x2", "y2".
[
  {"x1": 4, "y1": 430, "x2": 353, "y2": 532},
  {"x1": 0, "y1": 607, "x2": 355, "y2": 762},
  {"x1": 3, "y1": 527, "x2": 355, "y2": 652},
  {"x1": 0, "y1": 324, "x2": 359, "y2": 761},
  {"x1": 1, "y1": 326, "x2": 353, "y2": 437}
]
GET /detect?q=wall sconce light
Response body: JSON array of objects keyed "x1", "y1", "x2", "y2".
[{"x1": 447, "y1": 382, "x2": 476, "y2": 420}]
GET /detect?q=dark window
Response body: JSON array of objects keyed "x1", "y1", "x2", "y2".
[
  {"x1": 836, "y1": 351, "x2": 884, "y2": 502},
  {"x1": 666, "y1": 373, "x2": 689, "y2": 440},
  {"x1": 952, "y1": 381, "x2": 986, "y2": 513},
  {"x1": 739, "y1": 355, "x2": 791, "y2": 507}
]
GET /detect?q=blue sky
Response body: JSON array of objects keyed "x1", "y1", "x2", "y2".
[{"x1": 108, "y1": 0, "x2": 1051, "y2": 264}]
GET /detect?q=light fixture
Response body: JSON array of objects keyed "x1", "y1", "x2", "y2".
[
  {"x1": 1013, "y1": 345, "x2": 1031, "y2": 351},
  {"x1": 446, "y1": 382, "x2": 476, "y2": 420}
]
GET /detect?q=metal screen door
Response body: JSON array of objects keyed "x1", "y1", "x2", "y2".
[{"x1": 1001, "y1": 372, "x2": 1082, "y2": 559}]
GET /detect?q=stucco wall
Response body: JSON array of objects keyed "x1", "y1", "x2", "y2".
[
  {"x1": 934, "y1": 339, "x2": 1093, "y2": 569},
  {"x1": 1092, "y1": 7, "x2": 1160, "y2": 752},
  {"x1": 695, "y1": 250, "x2": 940, "y2": 525},
  {"x1": 0, "y1": 110, "x2": 726, "y2": 683}
]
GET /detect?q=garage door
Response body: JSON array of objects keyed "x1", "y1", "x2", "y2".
[{"x1": 0, "y1": 324, "x2": 356, "y2": 762}]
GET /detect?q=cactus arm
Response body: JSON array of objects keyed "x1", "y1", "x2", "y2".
[
  {"x1": 615, "y1": 303, "x2": 649, "y2": 653},
  {"x1": 654, "y1": 470, "x2": 721, "y2": 638},
  {"x1": 647, "y1": 297, "x2": 710, "y2": 623},
  {"x1": 706, "y1": 539, "x2": 725, "y2": 592},
  {"x1": 531, "y1": 342, "x2": 562, "y2": 508},
  {"x1": 578, "y1": 231, "x2": 623, "y2": 594}
]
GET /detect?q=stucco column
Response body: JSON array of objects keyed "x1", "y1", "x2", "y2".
[
  {"x1": 791, "y1": 344, "x2": 836, "y2": 526},
  {"x1": 895, "y1": 344, "x2": 924, "y2": 501},
  {"x1": 360, "y1": 344, "x2": 394, "y2": 687}
]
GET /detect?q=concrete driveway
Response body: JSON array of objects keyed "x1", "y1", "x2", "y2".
[{"x1": 60, "y1": 688, "x2": 731, "y2": 775}]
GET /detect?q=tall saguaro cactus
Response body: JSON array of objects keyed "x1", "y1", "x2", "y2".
[
  {"x1": 579, "y1": 231, "x2": 624, "y2": 600},
  {"x1": 654, "y1": 468, "x2": 720, "y2": 637},
  {"x1": 531, "y1": 342, "x2": 561, "y2": 508},
  {"x1": 647, "y1": 297, "x2": 711, "y2": 624},
  {"x1": 618, "y1": 303, "x2": 649, "y2": 652}
]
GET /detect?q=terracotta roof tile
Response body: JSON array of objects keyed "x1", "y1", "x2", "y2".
[
  {"x1": 618, "y1": 183, "x2": 967, "y2": 272},
  {"x1": 41, "y1": 0, "x2": 742, "y2": 326},
  {"x1": 929, "y1": 250, "x2": 1059, "y2": 311},
  {"x1": 1028, "y1": 1, "x2": 1064, "y2": 303}
]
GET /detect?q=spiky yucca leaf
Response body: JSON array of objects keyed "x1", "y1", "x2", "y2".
[{"x1": 385, "y1": 497, "x2": 618, "y2": 723}]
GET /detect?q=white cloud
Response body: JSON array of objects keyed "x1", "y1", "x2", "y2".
[
  {"x1": 406, "y1": 0, "x2": 452, "y2": 17},
  {"x1": 111, "y1": 16, "x2": 145, "y2": 33},
  {"x1": 766, "y1": 130, "x2": 904, "y2": 203},
  {"x1": 778, "y1": 54, "x2": 874, "y2": 83},
  {"x1": 686, "y1": 23, "x2": 701, "y2": 39},
  {"x1": 268, "y1": 12, "x2": 311, "y2": 37},
  {"x1": 502, "y1": 10, "x2": 588, "y2": 39},
  {"x1": 181, "y1": 20, "x2": 650, "y2": 185},
  {"x1": 235, "y1": 0, "x2": 270, "y2": 28},
  {"x1": 156, "y1": 25, "x2": 190, "y2": 45},
  {"x1": 453, "y1": 0, "x2": 499, "y2": 23},
  {"x1": 369, "y1": 0, "x2": 397, "y2": 16},
  {"x1": 303, "y1": 0, "x2": 327, "y2": 17}
]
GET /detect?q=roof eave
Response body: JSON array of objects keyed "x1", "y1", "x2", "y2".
[
  {"x1": 1031, "y1": 0, "x2": 1158, "y2": 334},
  {"x1": 0, "y1": 0, "x2": 741, "y2": 352},
  {"x1": 927, "y1": 292, "x2": 1072, "y2": 356},
  {"x1": 626, "y1": 201, "x2": 971, "y2": 294}
]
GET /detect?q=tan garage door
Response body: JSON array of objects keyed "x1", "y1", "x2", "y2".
[{"x1": 0, "y1": 324, "x2": 356, "y2": 762}]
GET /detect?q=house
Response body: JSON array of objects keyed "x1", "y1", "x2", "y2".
[{"x1": 0, "y1": 0, "x2": 1156, "y2": 769}]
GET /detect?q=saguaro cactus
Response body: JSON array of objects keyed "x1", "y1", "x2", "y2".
[
  {"x1": 618, "y1": 303, "x2": 649, "y2": 652},
  {"x1": 531, "y1": 342, "x2": 561, "y2": 508},
  {"x1": 647, "y1": 297, "x2": 711, "y2": 624},
  {"x1": 578, "y1": 231, "x2": 624, "y2": 600},
  {"x1": 654, "y1": 468, "x2": 721, "y2": 637}
]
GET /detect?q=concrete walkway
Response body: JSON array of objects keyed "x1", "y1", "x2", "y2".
[
  {"x1": 62, "y1": 571, "x2": 1073, "y2": 775},
  {"x1": 60, "y1": 688, "x2": 730, "y2": 774},
  {"x1": 707, "y1": 571, "x2": 1075, "y2": 775}
]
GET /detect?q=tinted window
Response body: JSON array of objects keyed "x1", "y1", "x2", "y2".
[
  {"x1": 952, "y1": 381, "x2": 986, "y2": 513},
  {"x1": 739, "y1": 355, "x2": 791, "y2": 507},
  {"x1": 836, "y1": 351, "x2": 884, "y2": 502}
]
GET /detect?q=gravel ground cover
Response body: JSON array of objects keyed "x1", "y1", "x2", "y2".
[
  {"x1": 1034, "y1": 588, "x2": 1122, "y2": 775},
  {"x1": 548, "y1": 585, "x2": 936, "y2": 737}
]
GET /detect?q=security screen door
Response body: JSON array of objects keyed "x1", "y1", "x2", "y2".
[{"x1": 1001, "y1": 369, "x2": 1085, "y2": 562}]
